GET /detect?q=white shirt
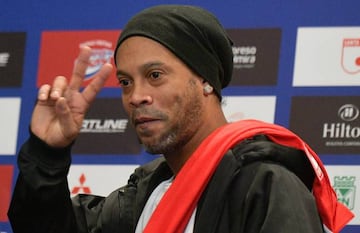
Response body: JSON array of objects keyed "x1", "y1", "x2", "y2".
[{"x1": 135, "y1": 177, "x2": 196, "y2": 233}]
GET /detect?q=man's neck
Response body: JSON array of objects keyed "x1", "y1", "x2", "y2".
[{"x1": 164, "y1": 119, "x2": 228, "y2": 174}]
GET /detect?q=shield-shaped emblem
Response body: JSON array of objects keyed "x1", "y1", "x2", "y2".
[
  {"x1": 341, "y1": 38, "x2": 360, "y2": 74},
  {"x1": 86, "y1": 47, "x2": 113, "y2": 78},
  {"x1": 334, "y1": 176, "x2": 356, "y2": 210}
]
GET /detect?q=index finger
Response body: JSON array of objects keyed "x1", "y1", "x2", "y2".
[
  {"x1": 81, "y1": 63, "x2": 113, "y2": 104},
  {"x1": 69, "y1": 45, "x2": 92, "y2": 90}
]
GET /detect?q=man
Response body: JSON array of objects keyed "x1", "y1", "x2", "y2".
[{"x1": 8, "y1": 5, "x2": 352, "y2": 233}]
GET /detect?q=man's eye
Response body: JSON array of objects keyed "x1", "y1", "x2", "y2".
[
  {"x1": 118, "y1": 79, "x2": 131, "y2": 87},
  {"x1": 150, "y1": 72, "x2": 161, "y2": 79}
]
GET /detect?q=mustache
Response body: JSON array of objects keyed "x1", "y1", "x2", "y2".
[{"x1": 130, "y1": 107, "x2": 168, "y2": 125}]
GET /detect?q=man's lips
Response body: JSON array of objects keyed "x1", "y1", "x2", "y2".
[{"x1": 133, "y1": 117, "x2": 160, "y2": 127}]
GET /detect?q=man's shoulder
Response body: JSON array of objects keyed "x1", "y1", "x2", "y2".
[{"x1": 230, "y1": 135, "x2": 315, "y2": 191}]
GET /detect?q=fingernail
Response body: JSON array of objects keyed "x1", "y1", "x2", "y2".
[
  {"x1": 39, "y1": 93, "x2": 47, "y2": 100},
  {"x1": 51, "y1": 90, "x2": 60, "y2": 98}
]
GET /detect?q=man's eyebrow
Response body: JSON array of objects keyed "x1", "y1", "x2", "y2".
[
  {"x1": 116, "y1": 61, "x2": 166, "y2": 77},
  {"x1": 116, "y1": 69, "x2": 130, "y2": 77},
  {"x1": 141, "y1": 61, "x2": 165, "y2": 70}
]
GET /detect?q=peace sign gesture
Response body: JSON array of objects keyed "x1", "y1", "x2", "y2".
[{"x1": 31, "y1": 46, "x2": 113, "y2": 148}]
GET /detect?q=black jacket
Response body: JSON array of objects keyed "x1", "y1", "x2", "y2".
[{"x1": 8, "y1": 134, "x2": 324, "y2": 233}]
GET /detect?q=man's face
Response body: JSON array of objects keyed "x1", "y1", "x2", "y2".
[{"x1": 115, "y1": 36, "x2": 206, "y2": 155}]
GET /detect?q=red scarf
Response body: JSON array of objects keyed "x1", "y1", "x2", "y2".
[{"x1": 143, "y1": 120, "x2": 354, "y2": 233}]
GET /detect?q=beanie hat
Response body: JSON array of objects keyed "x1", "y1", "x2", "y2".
[{"x1": 114, "y1": 5, "x2": 233, "y2": 99}]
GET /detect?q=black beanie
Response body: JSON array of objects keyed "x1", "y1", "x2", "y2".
[{"x1": 114, "y1": 5, "x2": 233, "y2": 99}]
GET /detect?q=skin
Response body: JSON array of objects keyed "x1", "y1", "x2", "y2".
[
  {"x1": 116, "y1": 37, "x2": 228, "y2": 173},
  {"x1": 32, "y1": 36, "x2": 228, "y2": 175},
  {"x1": 31, "y1": 46, "x2": 113, "y2": 148}
]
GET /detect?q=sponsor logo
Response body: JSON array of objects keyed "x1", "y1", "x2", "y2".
[
  {"x1": 0, "y1": 165, "x2": 14, "y2": 222},
  {"x1": 341, "y1": 38, "x2": 360, "y2": 74},
  {"x1": 323, "y1": 104, "x2": 359, "y2": 147},
  {"x1": 232, "y1": 46, "x2": 257, "y2": 69},
  {"x1": 72, "y1": 98, "x2": 141, "y2": 155},
  {"x1": 37, "y1": 30, "x2": 120, "y2": 87},
  {"x1": 290, "y1": 96, "x2": 360, "y2": 154},
  {"x1": 71, "y1": 173, "x2": 91, "y2": 195},
  {"x1": 338, "y1": 104, "x2": 359, "y2": 121},
  {"x1": 0, "y1": 32, "x2": 26, "y2": 87},
  {"x1": 293, "y1": 27, "x2": 360, "y2": 86},
  {"x1": 81, "y1": 119, "x2": 128, "y2": 133},
  {"x1": 226, "y1": 28, "x2": 281, "y2": 86},
  {"x1": 68, "y1": 165, "x2": 138, "y2": 197},
  {"x1": 326, "y1": 165, "x2": 359, "y2": 224},
  {"x1": 79, "y1": 40, "x2": 113, "y2": 80},
  {"x1": 333, "y1": 176, "x2": 356, "y2": 210}
]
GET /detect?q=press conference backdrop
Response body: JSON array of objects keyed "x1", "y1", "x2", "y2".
[{"x1": 1, "y1": 0, "x2": 360, "y2": 232}]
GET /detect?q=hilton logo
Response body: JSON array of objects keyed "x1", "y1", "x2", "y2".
[
  {"x1": 290, "y1": 96, "x2": 360, "y2": 154},
  {"x1": 338, "y1": 104, "x2": 359, "y2": 121},
  {"x1": 323, "y1": 104, "x2": 360, "y2": 139}
]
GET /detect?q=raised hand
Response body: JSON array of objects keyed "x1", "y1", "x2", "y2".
[{"x1": 31, "y1": 46, "x2": 113, "y2": 148}]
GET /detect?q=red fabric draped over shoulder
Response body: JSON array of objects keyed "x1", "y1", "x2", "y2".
[{"x1": 144, "y1": 120, "x2": 354, "y2": 233}]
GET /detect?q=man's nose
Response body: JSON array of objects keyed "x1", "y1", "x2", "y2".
[{"x1": 128, "y1": 84, "x2": 153, "y2": 107}]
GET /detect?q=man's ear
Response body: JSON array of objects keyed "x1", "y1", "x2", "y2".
[{"x1": 202, "y1": 81, "x2": 213, "y2": 94}]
